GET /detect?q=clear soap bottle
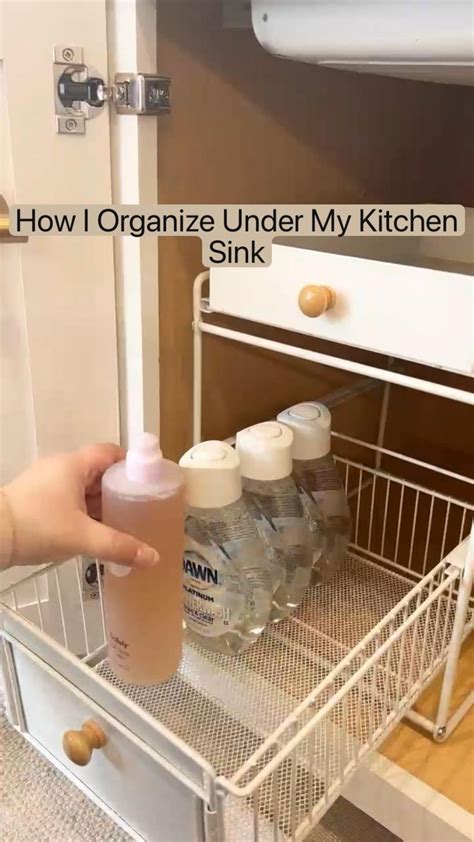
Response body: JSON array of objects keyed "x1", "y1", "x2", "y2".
[
  {"x1": 277, "y1": 403, "x2": 351, "y2": 585},
  {"x1": 236, "y1": 421, "x2": 313, "y2": 622},
  {"x1": 102, "y1": 433, "x2": 184, "y2": 685},
  {"x1": 179, "y1": 441, "x2": 271, "y2": 655}
]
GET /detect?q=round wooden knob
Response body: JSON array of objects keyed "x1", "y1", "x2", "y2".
[
  {"x1": 62, "y1": 719, "x2": 106, "y2": 766},
  {"x1": 298, "y1": 285, "x2": 336, "y2": 317}
]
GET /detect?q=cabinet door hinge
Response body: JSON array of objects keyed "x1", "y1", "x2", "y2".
[
  {"x1": 112, "y1": 73, "x2": 170, "y2": 115},
  {"x1": 54, "y1": 45, "x2": 170, "y2": 134}
]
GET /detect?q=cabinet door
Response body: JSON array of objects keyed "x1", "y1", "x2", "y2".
[{"x1": 0, "y1": 0, "x2": 159, "y2": 592}]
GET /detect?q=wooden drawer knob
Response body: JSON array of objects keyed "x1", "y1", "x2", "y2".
[
  {"x1": 63, "y1": 719, "x2": 107, "y2": 766},
  {"x1": 298, "y1": 285, "x2": 336, "y2": 317}
]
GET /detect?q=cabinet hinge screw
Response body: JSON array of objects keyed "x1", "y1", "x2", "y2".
[{"x1": 61, "y1": 47, "x2": 75, "y2": 62}]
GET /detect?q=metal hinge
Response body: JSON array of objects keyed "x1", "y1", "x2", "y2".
[
  {"x1": 54, "y1": 45, "x2": 170, "y2": 134},
  {"x1": 112, "y1": 73, "x2": 170, "y2": 115}
]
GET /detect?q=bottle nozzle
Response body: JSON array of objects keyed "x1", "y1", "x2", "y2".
[{"x1": 126, "y1": 432, "x2": 163, "y2": 482}]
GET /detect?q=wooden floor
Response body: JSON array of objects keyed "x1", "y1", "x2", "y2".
[{"x1": 382, "y1": 634, "x2": 474, "y2": 813}]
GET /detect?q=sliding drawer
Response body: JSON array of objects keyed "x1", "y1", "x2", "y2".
[
  {"x1": 210, "y1": 241, "x2": 473, "y2": 375},
  {"x1": 9, "y1": 642, "x2": 204, "y2": 842}
]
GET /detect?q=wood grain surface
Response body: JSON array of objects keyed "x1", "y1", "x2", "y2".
[{"x1": 382, "y1": 634, "x2": 474, "y2": 813}]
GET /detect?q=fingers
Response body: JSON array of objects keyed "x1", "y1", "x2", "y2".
[
  {"x1": 76, "y1": 514, "x2": 159, "y2": 568},
  {"x1": 76, "y1": 443, "x2": 126, "y2": 485},
  {"x1": 85, "y1": 491, "x2": 102, "y2": 521}
]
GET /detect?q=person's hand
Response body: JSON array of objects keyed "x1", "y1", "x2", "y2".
[{"x1": 0, "y1": 444, "x2": 159, "y2": 570}]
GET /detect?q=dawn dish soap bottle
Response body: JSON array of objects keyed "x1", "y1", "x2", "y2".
[
  {"x1": 179, "y1": 441, "x2": 271, "y2": 655},
  {"x1": 236, "y1": 421, "x2": 312, "y2": 623},
  {"x1": 277, "y1": 403, "x2": 351, "y2": 585}
]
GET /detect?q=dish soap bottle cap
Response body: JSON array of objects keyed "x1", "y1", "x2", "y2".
[
  {"x1": 179, "y1": 440, "x2": 241, "y2": 508},
  {"x1": 126, "y1": 432, "x2": 163, "y2": 483},
  {"x1": 277, "y1": 402, "x2": 331, "y2": 459},
  {"x1": 236, "y1": 421, "x2": 293, "y2": 481}
]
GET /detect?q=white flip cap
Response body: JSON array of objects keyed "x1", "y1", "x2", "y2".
[
  {"x1": 236, "y1": 421, "x2": 293, "y2": 481},
  {"x1": 277, "y1": 402, "x2": 332, "y2": 460},
  {"x1": 179, "y1": 440, "x2": 241, "y2": 508}
]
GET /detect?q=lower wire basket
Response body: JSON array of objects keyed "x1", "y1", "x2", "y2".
[
  {"x1": 96, "y1": 553, "x2": 464, "y2": 841},
  {"x1": 2, "y1": 438, "x2": 472, "y2": 841}
]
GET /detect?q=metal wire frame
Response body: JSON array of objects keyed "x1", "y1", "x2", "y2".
[
  {"x1": 2, "y1": 452, "x2": 472, "y2": 833},
  {"x1": 7, "y1": 558, "x2": 462, "y2": 842},
  {"x1": 214, "y1": 558, "x2": 465, "y2": 841},
  {"x1": 192, "y1": 268, "x2": 474, "y2": 750},
  {"x1": 0, "y1": 558, "x2": 106, "y2": 662},
  {"x1": 1, "y1": 475, "x2": 472, "y2": 841},
  {"x1": 332, "y1": 444, "x2": 472, "y2": 582}
]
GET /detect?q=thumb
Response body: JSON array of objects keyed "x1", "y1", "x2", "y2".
[{"x1": 77, "y1": 515, "x2": 159, "y2": 568}]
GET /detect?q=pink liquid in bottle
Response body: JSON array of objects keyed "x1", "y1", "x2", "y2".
[{"x1": 101, "y1": 433, "x2": 184, "y2": 685}]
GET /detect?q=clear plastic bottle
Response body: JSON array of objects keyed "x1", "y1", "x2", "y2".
[
  {"x1": 179, "y1": 441, "x2": 271, "y2": 655},
  {"x1": 236, "y1": 422, "x2": 312, "y2": 622},
  {"x1": 277, "y1": 403, "x2": 351, "y2": 585},
  {"x1": 102, "y1": 433, "x2": 184, "y2": 685}
]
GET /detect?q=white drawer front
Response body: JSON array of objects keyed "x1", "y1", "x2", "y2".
[
  {"x1": 210, "y1": 245, "x2": 473, "y2": 375},
  {"x1": 12, "y1": 643, "x2": 204, "y2": 842}
]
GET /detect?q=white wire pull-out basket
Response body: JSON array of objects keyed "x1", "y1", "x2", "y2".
[{"x1": 1, "y1": 433, "x2": 472, "y2": 842}]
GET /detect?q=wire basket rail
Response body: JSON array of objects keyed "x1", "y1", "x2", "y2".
[{"x1": 1, "y1": 439, "x2": 473, "y2": 841}]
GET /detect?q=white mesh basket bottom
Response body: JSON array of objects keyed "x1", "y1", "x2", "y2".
[
  {"x1": 96, "y1": 555, "x2": 456, "y2": 790},
  {"x1": 98, "y1": 558, "x2": 394, "y2": 759}
]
